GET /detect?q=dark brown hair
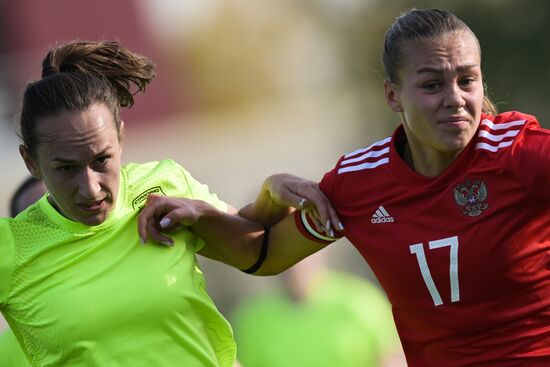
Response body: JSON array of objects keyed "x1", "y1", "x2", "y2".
[
  {"x1": 383, "y1": 8, "x2": 496, "y2": 114},
  {"x1": 20, "y1": 40, "x2": 155, "y2": 156}
]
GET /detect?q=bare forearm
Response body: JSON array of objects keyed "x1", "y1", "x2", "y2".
[
  {"x1": 192, "y1": 201, "x2": 265, "y2": 270},
  {"x1": 138, "y1": 195, "x2": 265, "y2": 270},
  {"x1": 238, "y1": 179, "x2": 293, "y2": 227}
]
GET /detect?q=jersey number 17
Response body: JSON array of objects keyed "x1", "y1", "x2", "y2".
[{"x1": 409, "y1": 236, "x2": 460, "y2": 306}]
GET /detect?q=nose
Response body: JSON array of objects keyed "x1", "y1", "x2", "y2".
[
  {"x1": 444, "y1": 83, "x2": 466, "y2": 109},
  {"x1": 78, "y1": 167, "x2": 102, "y2": 199}
]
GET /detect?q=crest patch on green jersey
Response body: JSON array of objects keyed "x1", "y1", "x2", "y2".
[{"x1": 132, "y1": 186, "x2": 166, "y2": 210}]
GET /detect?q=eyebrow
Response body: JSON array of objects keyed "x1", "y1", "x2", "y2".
[
  {"x1": 416, "y1": 63, "x2": 480, "y2": 74},
  {"x1": 51, "y1": 148, "x2": 112, "y2": 164}
]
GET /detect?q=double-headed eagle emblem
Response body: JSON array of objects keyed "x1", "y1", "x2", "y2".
[{"x1": 453, "y1": 179, "x2": 488, "y2": 217}]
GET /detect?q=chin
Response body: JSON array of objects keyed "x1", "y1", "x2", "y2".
[{"x1": 443, "y1": 135, "x2": 472, "y2": 153}]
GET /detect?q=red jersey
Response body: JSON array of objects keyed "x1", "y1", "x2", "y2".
[{"x1": 297, "y1": 111, "x2": 550, "y2": 366}]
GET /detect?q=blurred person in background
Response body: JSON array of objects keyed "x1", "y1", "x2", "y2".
[
  {"x1": 142, "y1": 7, "x2": 550, "y2": 366},
  {"x1": 0, "y1": 177, "x2": 46, "y2": 367},
  {"x1": 9, "y1": 177, "x2": 47, "y2": 218},
  {"x1": 231, "y1": 250, "x2": 404, "y2": 367}
]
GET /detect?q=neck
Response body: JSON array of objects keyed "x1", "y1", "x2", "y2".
[{"x1": 403, "y1": 141, "x2": 461, "y2": 177}]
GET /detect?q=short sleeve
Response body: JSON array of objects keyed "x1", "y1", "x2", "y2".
[
  {"x1": 177, "y1": 166, "x2": 228, "y2": 213},
  {"x1": 0, "y1": 219, "x2": 15, "y2": 306},
  {"x1": 510, "y1": 121, "x2": 550, "y2": 201},
  {"x1": 174, "y1": 164, "x2": 229, "y2": 251},
  {"x1": 318, "y1": 158, "x2": 342, "y2": 204},
  {"x1": 294, "y1": 160, "x2": 343, "y2": 244}
]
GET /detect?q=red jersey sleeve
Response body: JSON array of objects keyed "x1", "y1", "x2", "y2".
[
  {"x1": 509, "y1": 116, "x2": 550, "y2": 201},
  {"x1": 318, "y1": 157, "x2": 340, "y2": 202},
  {"x1": 294, "y1": 159, "x2": 342, "y2": 244}
]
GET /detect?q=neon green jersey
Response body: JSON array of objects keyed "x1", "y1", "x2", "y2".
[
  {"x1": 232, "y1": 270, "x2": 401, "y2": 367},
  {"x1": 0, "y1": 160, "x2": 235, "y2": 367},
  {"x1": 0, "y1": 329, "x2": 29, "y2": 366}
]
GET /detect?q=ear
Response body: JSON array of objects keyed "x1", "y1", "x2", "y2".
[
  {"x1": 384, "y1": 80, "x2": 404, "y2": 113},
  {"x1": 19, "y1": 145, "x2": 42, "y2": 180}
]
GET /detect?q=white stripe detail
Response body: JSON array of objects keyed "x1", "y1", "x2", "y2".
[
  {"x1": 300, "y1": 210, "x2": 335, "y2": 242},
  {"x1": 341, "y1": 147, "x2": 389, "y2": 165},
  {"x1": 344, "y1": 137, "x2": 392, "y2": 159},
  {"x1": 379, "y1": 206, "x2": 390, "y2": 217},
  {"x1": 475, "y1": 140, "x2": 514, "y2": 152},
  {"x1": 480, "y1": 118, "x2": 526, "y2": 130},
  {"x1": 478, "y1": 129, "x2": 520, "y2": 142},
  {"x1": 338, "y1": 157, "x2": 389, "y2": 174},
  {"x1": 375, "y1": 209, "x2": 383, "y2": 218}
]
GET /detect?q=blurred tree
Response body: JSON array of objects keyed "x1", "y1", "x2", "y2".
[{"x1": 300, "y1": 0, "x2": 550, "y2": 128}]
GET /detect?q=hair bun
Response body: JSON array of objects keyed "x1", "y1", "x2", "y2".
[{"x1": 41, "y1": 65, "x2": 59, "y2": 78}]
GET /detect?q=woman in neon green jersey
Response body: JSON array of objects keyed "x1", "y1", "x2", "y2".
[{"x1": 0, "y1": 40, "x2": 340, "y2": 367}]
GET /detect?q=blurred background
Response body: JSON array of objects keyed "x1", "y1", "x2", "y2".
[{"x1": 0, "y1": 0, "x2": 549, "y2": 358}]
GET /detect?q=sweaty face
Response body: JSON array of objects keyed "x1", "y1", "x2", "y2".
[
  {"x1": 385, "y1": 31, "x2": 484, "y2": 174},
  {"x1": 27, "y1": 103, "x2": 122, "y2": 226}
]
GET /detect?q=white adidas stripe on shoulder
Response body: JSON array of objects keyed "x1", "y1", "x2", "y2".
[
  {"x1": 475, "y1": 118, "x2": 526, "y2": 152},
  {"x1": 343, "y1": 137, "x2": 391, "y2": 158},
  {"x1": 478, "y1": 129, "x2": 521, "y2": 142},
  {"x1": 479, "y1": 118, "x2": 526, "y2": 130},
  {"x1": 338, "y1": 158, "x2": 389, "y2": 174},
  {"x1": 476, "y1": 141, "x2": 514, "y2": 152},
  {"x1": 341, "y1": 146, "x2": 389, "y2": 165},
  {"x1": 338, "y1": 137, "x2": 391, "y2": 174}
]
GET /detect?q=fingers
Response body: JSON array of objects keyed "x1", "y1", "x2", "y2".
[
  {"x1": 269, "y1": 175, "x2": 344, "y2": 237},
  {"x1": 137, "y1": 195, "x2": 203, "y2": 247},
  {"x1": 137, "y1": 195, "x2": 175, "y2": 247},
  {"x1": 306, "y1": 209, "x2": 325, "y2": 234},
  {"x1": 266, "y1": 174, "x2": 311, "y2": 209},
  {"x1": 296, "y1": 185, "x2": 343, "y2": 237},
  {"x1": 277, "y1": 189, "x2": 309, "y2": 209},
  {"x1": 146, "y1": 217, "x2": 174, "y2": 247}
]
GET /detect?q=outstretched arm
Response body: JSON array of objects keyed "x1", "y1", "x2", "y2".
[
  {"x1": 138, "y1": 195, "x2": 265, "y2": 270},
  {"x1": 235, "y1": 173, "x2": 343, "y2": 274},
  {"x1": 138, "y1": 174, "x2": 342, "y2": 275},
  {"x1": 239, "y1": 173, "x2": 342, "y2": 236},
  {"x1": 138, "y1": 194, "x2": 335, "y2": 275}
]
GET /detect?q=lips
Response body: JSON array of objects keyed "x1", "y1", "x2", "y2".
[
  {"x1": 77, "y1": 200, "x2": 106, "y2": 212},
  {"x1": 439, "y1": 116, "x2": 470, "y2": 124}
]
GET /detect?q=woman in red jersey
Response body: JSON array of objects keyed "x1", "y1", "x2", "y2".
[{"x1": 142, "y1": 8, "x2": 550, "y2": 367}]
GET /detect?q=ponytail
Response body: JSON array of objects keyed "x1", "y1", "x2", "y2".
[{"x1": 20, "y1": 40, "x2": 155, "y2": 155}]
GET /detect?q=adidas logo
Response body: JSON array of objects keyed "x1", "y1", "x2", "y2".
[{"x1": 371, "y1": 205, "x2": 394, "y2": 224}]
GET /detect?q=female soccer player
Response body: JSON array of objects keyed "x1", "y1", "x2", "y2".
[
  {"x1": 0, "y1": 178, "x2": 47, "y2": 366},
  {"x1": 142, "y1": 8, "x2": 550, "y2": 366},
  {"x1": 0, "y1": 40, "x2": 304, "y2": 366}
]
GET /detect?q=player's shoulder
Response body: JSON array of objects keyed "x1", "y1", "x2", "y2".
[
  {"x1": 480, "y1": 111, "x2": 538, "y2": 126},
  {"x1": 334, "y1": 136, "x2": 392, "y2": 176},
  {"x1": 475, "y1": 111, "x2": 539, "y2": 154},
  {"x1": 122, "y1": 159, "x2": 189, "y2": 188},
  {"x1": 122, "y1": 159, "x2": 181, "y2": 178},
  {"x1": 121, "y1": 160, "x2": 189, "y2": 206}
]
